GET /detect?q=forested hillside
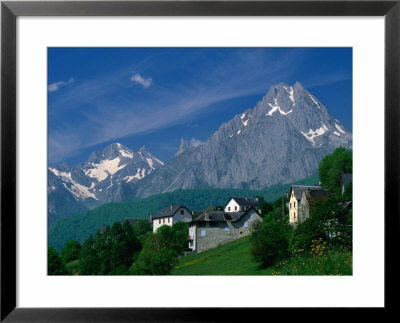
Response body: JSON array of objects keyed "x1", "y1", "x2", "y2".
[{"x1": 49, "y1": 175, "x2": 318, "y2": 250}]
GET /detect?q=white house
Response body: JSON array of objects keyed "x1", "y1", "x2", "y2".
[
  {"x1": 151, "y1": 204, "x2": 192, "y2": 233},
  {"x1": 224, "y1": 196, "x2": 261, "y2": 213}
]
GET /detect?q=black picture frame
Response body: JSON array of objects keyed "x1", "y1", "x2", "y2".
[{"x1": 1, "y1": 1, "x2": 399, "y2": 321}]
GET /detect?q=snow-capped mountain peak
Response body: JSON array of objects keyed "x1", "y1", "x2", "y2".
[{"x1": 48, "y1": 143, "x2": 164, "y2": 206}]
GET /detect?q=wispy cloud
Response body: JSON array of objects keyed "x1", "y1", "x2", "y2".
[
  {"x1": 48, "y1": 49, "x2": 304, "y2": 163},
  {"x1": 130, "y1": 72, "x2": 152, "y2": 88},
  {"x1": 48, "y1": 77, "x2": 74, "y2": 92},
  {"x1": 304, "y1": 73, "x2": 352, "y2": 88}
]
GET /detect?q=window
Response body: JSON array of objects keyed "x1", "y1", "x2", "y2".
[
  {"x1": 168, "y1": 217, "x2": 170, "y2": 223},
  {"x1": 159, "y1": 219, "x2": 161, "y2": 224},
  {"x1": 234, "y1": 206, "x2": 237, "y2": 211},
  {"x1": 201, "y1": 230, "x2": 206, "y2": 236},
  {"x1": 228, "y1": 207, "x2": 231, "y2": 211},
  {"x1": 180, "y1": 209, "x2": 184, "y2": 215},
  {"x1": 290, "y1": 203, "x2": 292, "y2": 209},
  {"x1": 294, "y1": 201, "x2": 296, "y2": 208},
  {"x1": 244, "y1": 221, "x2": 248, "y2": 228},
  {"x1": 163, "y1": 218, "x2": 165, "y2": 223},
  {"x1": 294, "y1": 212, "x2": 296, "y2": 219},
  {"x1": 225, "y1": 227, "x2": 230, "y2": 232}
]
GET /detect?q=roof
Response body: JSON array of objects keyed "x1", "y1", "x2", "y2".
[
  {"x1": 191, "y1": 207, "x2": 261, "y2": 225},
  {"x1": 303, "y1": 188, "x2": 331, "y2": 204},
  {"x1": 152, "y1": 204, "x2": 190, "y2": 219},
  {"x1": 341, "y1": 173, "x2": 352, "y2": 187},
  {"x1": 226, "y1": 196, "x2": 261, "y2": 208},
  {"x1": 290, "y1": 185, "x2": 324, "y2": 201}
]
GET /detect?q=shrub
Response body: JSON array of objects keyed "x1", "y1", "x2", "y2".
[{"x1": 250, "y1": 215, "x2": 292, "y2": 268}]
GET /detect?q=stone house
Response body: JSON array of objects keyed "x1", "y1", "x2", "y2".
[
  {"x1": 224, "y1": 196, "x2": 261, "y2": 212},
  {"x1": 288, "y1": 185, "x2": 330, "y2": 225},
  {"x1": 151, "y1": 204, "x2": 192, "y2": 233},
  {"x1": 188, "y1": 207, "x2": 262, "y2": 253},
  {"x1": 287, "y1": 185, "x2": 330, "y2": 225}
]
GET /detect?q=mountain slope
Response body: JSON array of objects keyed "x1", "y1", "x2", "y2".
[
  {"x1": 133, "y1": 82, "x2": 351, "y2": 198},
  {"x1": 48, "y1": 143, "x2": 164, "y2": 224}
]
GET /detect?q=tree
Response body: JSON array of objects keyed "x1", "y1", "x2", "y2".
[
  {"x1": 48, "y1": 247, "x2": 66, "y2": 275},
  {"x1": 79, "y1": 234, "x2": 100, "y2": 275},
  {"x1": 258, "y1": 201, "x2": 273, "y2": 217},
  {"x1": 289, "y1": 196, "x2": 352, "y2": 251},
  {"x1": 60, "y1": 240, "x2": 81, "y2": 265},
  {"x1": 250, "y1": 214, "x2": 292, "y2": 268},
  {"x1": 130, "y1": 222, "x2": 188, "y2": 275},
  {"x1": 132, "y1": 219, "x2": 152, "y2": 237},
  {"x1": 319, "y1": 147, "x2": 352, "y2": 195}
]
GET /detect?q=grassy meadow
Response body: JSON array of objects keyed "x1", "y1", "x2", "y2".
[{"x1": 172, "y1": 236, "x2": 352, "y2": 276}]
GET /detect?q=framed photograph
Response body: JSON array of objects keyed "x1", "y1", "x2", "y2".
[{"x1": 1, "y1": 0, "x2": 398, "y2": 321}]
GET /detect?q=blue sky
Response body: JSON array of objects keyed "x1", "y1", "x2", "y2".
[{"x1": 48, "y1": 48, "x2": 352, "y2": 165}]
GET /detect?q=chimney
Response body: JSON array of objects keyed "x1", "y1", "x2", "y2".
[
  {"x1": 305, "y1": 188, "x2": 310, "y2": 197},
  {"x1": 245, "y1": 196, "x2": 248, "y2": 200},
  {"x1": 205, "y1": 212, "x2": 209, "y2": 221},
  {"x1": 149, "y1": 214, "x2": 153, "y2": 223},
  {"x1": 192, "y1": 211, "x2": 194, "y2": 216},
  {"x1": 170, "y1": 205, "x2": 173, "y2": 210}
]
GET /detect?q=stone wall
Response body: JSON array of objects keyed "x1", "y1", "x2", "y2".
[{"x1": 195, "y1": 210, "x2": 262, "y2": 253}]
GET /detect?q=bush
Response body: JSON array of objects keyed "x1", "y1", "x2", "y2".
[
  {"x1": 61, "y1": 240, "x2": 81, "y2": 265},
  {"x1": 250, "y1": 214, "x2": 292, "y2": 268},
  {"x1": 290, "y1": 196, "x2": 352, "y2": 252},
  {"x1": 130, "y1": 222, "x2": 188, "y2": 275},
  {"x1": 318, "y1": 147, "x2": 352, "y2": 195},
  {"x1": 48, "y1": 247, "x2": 66, "y2": 275}
]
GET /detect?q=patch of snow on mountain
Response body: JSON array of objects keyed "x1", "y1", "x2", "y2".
[
  {"x1": 242, "y1": 118, "x2": 250, "y2": 126},
  {"x1": 283, "y1": 85, "x2": 295, "y2": 105},
  {"x1": 49, "y1": 167, "x2": 97, "y2": 200},
  {"x1": 85, "y1": 157, "x2": 126, "y2": 182},
  {"x1": 309, "y1": 95, "x2": 321, "y2": 109},
  {"x1": 333, "y1": 131, "x2": 341, "y2": 136},
  {"x1": 153, "y1": 157, "x2": 164, "y2": 166},
  {"x1": 119, "y1": 149, "x2": 133, "y2": 158},
  {"x1": 335, "y1": 123, "x2": 346, "y2": 133},
  {"x1": 301, "y1": 126, "x2": 327, "y2": 145},
  {"x1": 124, "y1": 168, "x2": 147, "y2": 183},
  {"x1": 240, "y1": 113, "x2": 245, "y2": 119},
  {"x1": 146, "y1": 158, "x2": 155, "y2": 169},
  {"x1": 322, "y1": 124, "x2": 329, "y2": 131},
  {"x1": 237, "y1": 130, "x2": 241, "y2": 135},
  {"x1": 267, "y1": 99, "x2": 293, "y2": 116}
]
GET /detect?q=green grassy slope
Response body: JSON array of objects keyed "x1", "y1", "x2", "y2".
[
  {"x1": 172, "y1": 235, "x2": 352, "y2": 276},
  {"x1": 172, "y1": 235, "x2": 269, "y2": 275},
  {"x1": 49, "y1": 175, "x2": 318, "y2": 251}
]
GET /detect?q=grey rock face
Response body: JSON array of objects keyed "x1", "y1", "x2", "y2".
[{"x1": 133, "y1": 82, "x2": 352, "y2": 198}]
